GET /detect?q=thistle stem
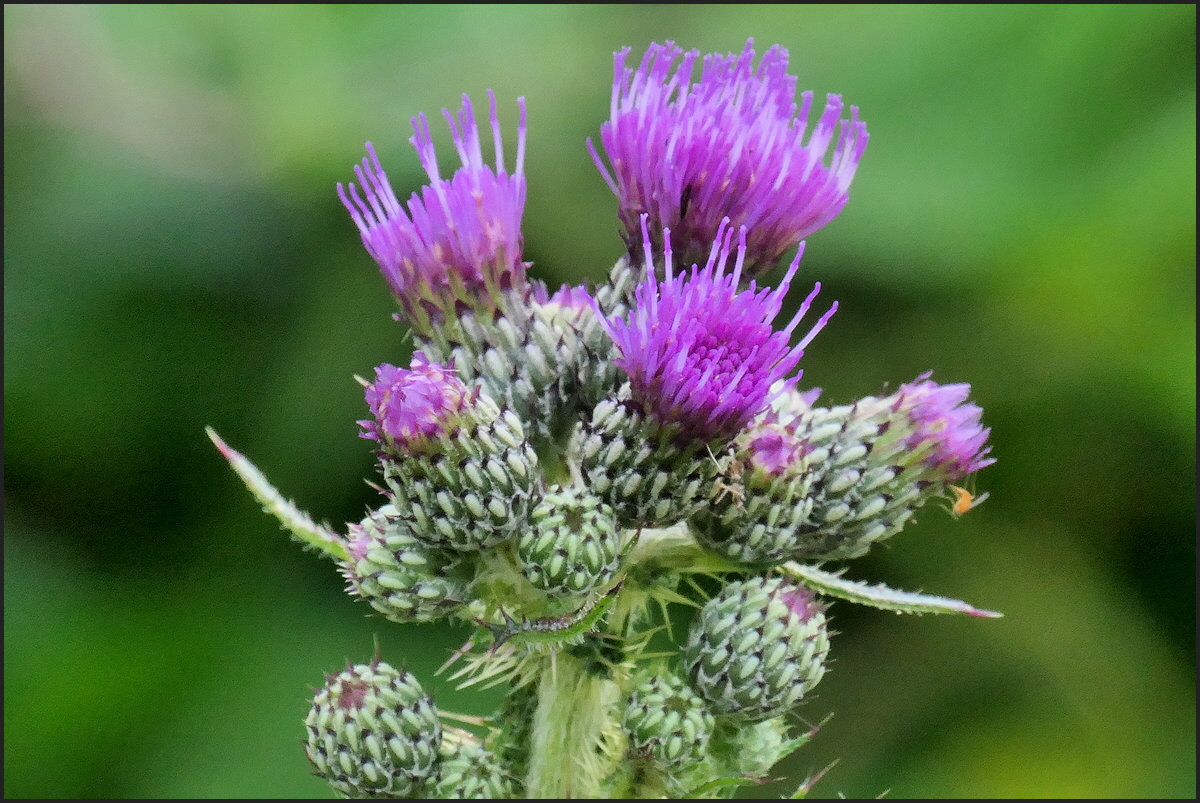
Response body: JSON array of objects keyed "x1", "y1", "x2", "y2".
[{"x1": 524, "y1": 651, "x2": 617, "y2": 798}]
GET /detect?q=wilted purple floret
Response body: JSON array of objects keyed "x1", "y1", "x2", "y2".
[
  {"x1": 588, "y1": 39, "x2": 868, "y2": 276},
  {"x1": 600, "y1": 216, "x2": 837, "y2": 443},
  {"x1": 895, "y1": 373, "x2": 995, "y2": 480},
  {"x1": 746, "y1": 419, "x2": 806, "y2": 476},
  {"x1": 778, "y1": 583, "x2": 824, "y2": 622},
  {"x1": 546, "y1": 282, "x2": 597, "y2": 310},
  {"x1": 339, "y1": 92, "x2": 528, "y2": 330},
  {"x1": 359, "y1": 352, "x2": 473, "y2": 450}
]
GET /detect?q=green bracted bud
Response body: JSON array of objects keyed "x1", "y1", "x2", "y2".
[
  {"x1": 420, "y1": 287, "x2": 621, "y2": 445},
  {"x1": 384, "y1": 393, "x2": 539, "y2": 553},
  {"x1": 517, "y1": 486, "x2": 622, "y2": 599},
  {"x1": 422, "y1": 306, "x2": 551, "y2": 439},
  {"x1": 690, "y1": 419, "x2": 815, "y2": 565},
  {"x1": 304, "y1": 660, "x2": 442, "y2": 798},
  {"x1": 707, "y1": 715, "x2": 799, "y2": 782},
  {"x1": 527, "y1": 286, "x2": 622, "y2": 431},
  {"x1": 572, "y1": 389, "x2": 716, "y2": 529},
  {"x1": 781, "y1": 397, "x2": 921, "y2": 561},
  {"x1": 415, "y1": 301, "x2": 531, "y2": 403},
  {"x1": 683, "y1": 576, "x2": 829, "y2": 722},
  {"x1": 771, "y1": 394, "x2": 941, "y2": 561},
  {"x1": 749, "y1": 377, "x2": 994, "y2": 562},
  {"x1": 622, "y1": 668, "x2": 715, "y2": 770},
  {"x1": 341, "y1": 506, "x2": 468, "y2": 623},
  {"x1": 430, "y1": 742, "x2": 513, "y2": 799},
  {"x1": 693, "y1": 394, "x2": 925, "y2": 565}
]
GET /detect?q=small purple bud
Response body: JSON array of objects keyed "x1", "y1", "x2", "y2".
[
  {"x1": 359, "y1": 351, "x2": 474, "y2": 452},
  {"x1": 745, "y1": 419, "x2": 806, "y2": 476},
  {"x1": 894, "y1": 372, "x2": 995, "y2": 481}
]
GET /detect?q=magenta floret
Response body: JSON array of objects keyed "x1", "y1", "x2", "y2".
[
  {"x1": 601, "y1": 216, "x2": 836, "y2": 443},
  {"x1": 895, "y1": 373, "x2": 996, "y2": 480},
  {"x1": 589, "y1": 39, "x2": 868, "y2": 275},
  {"x1": 339, "y1": 92, "x2": 528, "y2": 330}
]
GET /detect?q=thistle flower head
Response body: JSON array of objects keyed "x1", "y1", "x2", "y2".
[
  {"x1": 589, "y1": 38, "x2": 868, "y2": 276},
  {"x1": 304, "y1": 660, "x2": 442, "y2": 798},
  {"x1": 339, "y1": 91, "x2": 528, "y2": 333},
  {"x1": 600, "y1": 216, "x2": 836, "y2": 444},
  {"x1": 359, "y1": 352, "x2": 475, "y2": 453},
  {"x1": 683, "y1": 575, "x2": 830, "y2": 721},
  {"x1": 894, "y1": 372, "x2": 995, "y2": 480}
]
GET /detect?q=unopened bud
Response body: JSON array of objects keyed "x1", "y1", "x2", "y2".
[
  {"x1": 622, "y1": 668, "x2": 715, "y2": 770},
  {"x1": 304, "y1": 660, "x2": 441, "y2": 798},
  {"x1": 341, "y1": 506, "x2": 467, "y2": 623},
  {"x1": 430, "y1": 742, "x2": 513, "y2": 799},
  {"x1": 517, "y1": 486, "x2": 622, "y2": 598},
  {"x1": 683, "y1": 576, "x2": 829, "y2": 721}
]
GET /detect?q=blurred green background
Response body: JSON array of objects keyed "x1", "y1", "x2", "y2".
[{"x1": 4, "y1": 4, "x2": 1194, "y2": 798}]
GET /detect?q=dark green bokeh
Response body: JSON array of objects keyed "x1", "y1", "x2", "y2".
[{"x1": 4, "y1": 4, "x2": 1194, "y2": 798}]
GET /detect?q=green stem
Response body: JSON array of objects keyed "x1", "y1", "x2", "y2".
[{"x1": 524, "y1": 651, "x2": 618, "y2": 798}]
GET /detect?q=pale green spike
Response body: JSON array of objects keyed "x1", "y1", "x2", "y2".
[
  {"x1": 206, "y1": 427, "x2": 349, "y2": 562},
  {"x1": 781, "y1": 561, "x2": 1003, "y2": 618}
]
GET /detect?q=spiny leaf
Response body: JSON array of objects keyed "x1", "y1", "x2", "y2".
[
  {"x1": 781, "y1": 562, "x2": 1002, "y2": 617},
  {"x1": 206, "y1": 427, "x2": 349, "y2": 562}
]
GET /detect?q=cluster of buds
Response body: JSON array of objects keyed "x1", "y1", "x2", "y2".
[{"x1": 212, "y1": 38, "x2": 995, "y2": 799}]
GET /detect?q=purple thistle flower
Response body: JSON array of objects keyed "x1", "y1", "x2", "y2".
[
  {"x1": 894, "y1": 373, "x2": 995, "y2": 480},
  {"x1": 746, "y1": 385, "x2": 824, "y2": 475},
  {"x1": 588, "y1": 39, "x2": 868, "y2": 276},
  {"x1": 339, "y1": 91, "x2": 528, "y2": 332},
  {"x1": 359, "y1": 352, "x2": 475, "y2": 452},
  {"x1": 600, "y1": 215, "x2": 836, "y2": 444}
]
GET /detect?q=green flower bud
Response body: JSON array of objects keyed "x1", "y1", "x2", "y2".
[
  {"x1": 683, "y1": 576, "x2": 829, "y2": 721},
  {"x1": 719, "y1": 379, "x2": 993, "y2": 563},
  {"x1": 304, "y1": 660, "x2": 442, "y2": 798},
  {"x1": 517, "y1": 486, "x2": 622, "y2": 598},
  {"x1": 421, "y1": 308, "x2": 544, "y2": 436},
  {"x1": 341, "y1": 506, "x2": 468, "y2": 623},
  {"x1": 693, "y1": 389, "x2": 941, "y2": 565},
  {"x1": 622, "y1": 669, "x2": 715, "y2": 770},
  {"x1": 419, "y1": 286, "x2": 621, "y2": 445},
  {"x1": 781, "y1": 398, "x2": 920, "y2": 561},
  {"x1": 707, "y1": 715, "x2": 796, "y2": 782},
  {"x1": 383, "y1": 392, "x2": 539, "y2": 553},
  {"x1": 527, "y1": 284, "x2": 622, "y2": 425},
  {"x1": 690, "y1": 418, "x2": 814, "y2": 565},
  {"x1": 573, "y1": 388, "x2": 716, "y2": 528},
  {"x1": 430, "y1": 742, "x2": 513, "y2": 799}
]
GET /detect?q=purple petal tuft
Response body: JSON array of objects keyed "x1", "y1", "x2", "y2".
[
  {"x1": 894, "y1": 373, "x2": 996, "y2": 480},
  {"x1": 589, "y1": 39, "x2": 868, "y2": 275},
  {"x1": 600, "y1": 216, "x2": 835, "y2": 443},
  {"x1": 338, "y1": 92, "x2": 528, "y2": 329}
]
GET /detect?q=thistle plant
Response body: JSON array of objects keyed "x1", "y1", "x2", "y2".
[{"x1": 210, "y1": 37, "x2": 997, "y2": 799}]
